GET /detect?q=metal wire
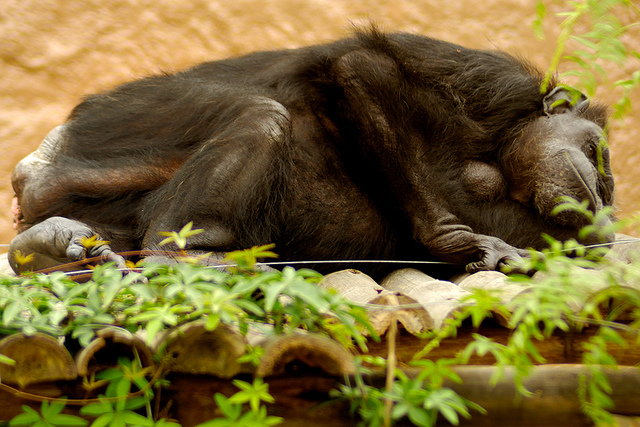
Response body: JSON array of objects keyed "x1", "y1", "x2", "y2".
[
  {"x1": 256, "y1": 259, "x2": 453, "y2": 266},
  {"x1": 4, "y1": 237, "x2": 640, "y2": 277}
]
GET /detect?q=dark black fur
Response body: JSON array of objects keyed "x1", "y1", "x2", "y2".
[{"x1": 10, "y1": 29, "x2": 614, "y2": 277}]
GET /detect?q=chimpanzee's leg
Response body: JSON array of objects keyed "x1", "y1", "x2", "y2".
[
  {"x1": 139, "y1": 96, "x2": 292, "y2": 263},
  {"x1": 9, "y1": 125, "x2": 126, "y2": 273},
  {"x1": 9, "y1": 93, "x2": 291, "y2": 273}
]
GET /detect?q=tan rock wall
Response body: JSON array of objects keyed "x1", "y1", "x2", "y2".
[{"x1": 1, "y1": 0, "x2": 639, "y2": 247}]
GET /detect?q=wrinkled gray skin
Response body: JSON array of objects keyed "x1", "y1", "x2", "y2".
[{"x1": 8, "y1": 36, "x2": 616, "y2": 276}]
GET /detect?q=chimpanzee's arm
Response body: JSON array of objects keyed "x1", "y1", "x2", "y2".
[
  {"x1": 333, "y1": 50, "x2": 528, "y2": 272},
  {"x1": 415, "y1": 210, "x2": 530, "y2": 273}
]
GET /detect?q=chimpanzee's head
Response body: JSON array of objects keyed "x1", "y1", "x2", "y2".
[{"x1": 503, "y1": 87, "x2": 615, "y2": 244}]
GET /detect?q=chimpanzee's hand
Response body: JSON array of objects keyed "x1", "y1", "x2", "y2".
[
  {"x1": 465, "y1": 236, "x2": 531, "y2": 275},
  {"x1": 8, "y1": 216, "x2": 126, "y2": 274}
]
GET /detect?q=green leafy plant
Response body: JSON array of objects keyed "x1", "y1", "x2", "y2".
[
  {"x1": 158, "y1": 222, "x2": 204, "y2": 254},
  {"x1": 332, "y1": 195, "x2": 640, "y2": 426},
  {"x1": 388, "y1": 361, "x2": 484, "y2": 427},
  {"x1": 331, "y1": 356, "x2": 485, "y2": 427},
  {"x1": 9, "y1": 402, "x2": 88, "y2": 427},
  {"x1": 79, "y1": 395, "x2": 153, "y2": 427},
  {"x1": 194, "y1": 379, "x2": 282, "y2": 427},
  {"x1": 0, "y1": 238, "x2": 372, "y2": 348},
  {"x1": 193, "y1": 378, "x2": 281, "y2": 427},
  {"x1": 330, "y1": 356, "x2": 388, "y2": 427},
  {"x1": 0, "y1": 226, "x2": 376, "y2": 426},
  {"x1": 223, "y1": 244, "x2": 278, "y2": 274},
  {"x1": 79, "y1": 356, "x2": 167, "y2": 427},
  {"x1": 535, "y1": 0, "x2": 640, "y2": 118},
  {"x1": 8, "y1": 356, "x2": 175, "y2": 427},
  {"x1": 4, "y1": 215, "x2": 640, "y2": 427}
]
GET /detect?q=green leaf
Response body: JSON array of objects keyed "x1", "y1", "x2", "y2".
[
  {"x1": 532, "y1": 0, "x2": 547, "y2": 39},
  {"x1": 0, "y1": 353, "x2": 16, "y2": 366},
  {"x1": 3, "y1": 302, "x2": 23, "y2": 326},
  {"x1": 228, "y1": 378, "x2": 274, "y2": 413},
  {"x1": 87, "y1": 413, "x2": 116, "y2": 427},
  {"x1": 47, "y1": 414, "x2": 89, "y2": 427},
  {"x1": 205, "y1": 313, "x2": 220, "y2": 331},
  {"x1": 439, "y1": 404, "x2": 461, "y2": 425},
  {"x1": 96, "y1": 368, "x2": 124, "y2": 381},
  {"x1": 80, "y1": 401, "x2": 113, "y2": 417},
  {"x1": 40, "y1": 401, "x2": 63, "y2": 420},
  {"x1": 9, "y1": 407, "x2": 42, "y2": 426},
  {"x1": 121, "y1": 411, "x2": 153, "y2": 426},
  {"x1": 152, "y1": 420, "x2": 182, "y2": 427},
  {"x1": 158, "y1": 222, "x2": 205, "y2": 250},
  {"x1": 233, "y1": 299, "x2": 264, "y2": 316},
  {"x1": 263, "y1": 415, "x2": 283, "y2": 426},
  {"x1": 214, "y1": 393, "x2": 241, "y2": 420},
  {"x1": 129, "y1": 284, "x2": 156, "y2": 301},
  {"x1": 124, "y1": 396, "x2": 150, "y2": 411},
  {"x1": 224, "y1": 244, "x2": 278, "y2": 270},
  {"x1": 91, "y1": 313, "x2": 115, "y2": 324},
  {"x1": 101, "y1": 281, "x2": 124, "y2": 310},
  {"x1": 145, "y1": 317, "x2": 166, "y2": 343},
  {"x1": 391, "y1": 401, "x2": 410, "y2": 420},
  {"x1": 262, "y1": 282, "x2": 288, "y2": 313},
  {"x1": 407, "y1": 405, "x2": 433, "y2": 426},
  {"x1": 228, "y1": 390, "x2": 251, "y2": 405}
]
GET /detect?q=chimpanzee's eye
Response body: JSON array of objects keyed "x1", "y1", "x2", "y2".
[{"x1": 587, "y1": 142, "x2": 599, "y2": 162}]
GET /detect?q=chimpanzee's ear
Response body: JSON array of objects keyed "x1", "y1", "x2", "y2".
[{"x1": 543, "y1": 86, "x2": 590, "y2": 115}]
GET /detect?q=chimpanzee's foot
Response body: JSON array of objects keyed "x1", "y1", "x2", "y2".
[{"x1": 8, "y1": 216, "x2": 126, "y2": 274}]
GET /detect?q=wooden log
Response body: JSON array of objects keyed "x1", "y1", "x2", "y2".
[
  {"x1": 253, "y1": 332, "x2": 355, "y2": 378},
  {"x1": 449, "y1": 364, "x2": 640, "y2": 425},
  {"x1": 367, "y1": 292, "x2": 434, "y2": 335},
  {"x1": 455, "y1": 271, "x2": 526, "y2": 301},
  {"x1": 0, "y1": 333, "x2": 76, "y2": 388},
  {"x1": 75, "y1": 327, "x2": 155, "y2": 376},
  {"x1": 319, "y1": 269, "x2": 385, "y2": 301},
  {"x1": 160, "y1": 321, "x2": 249, "y2": 377},
  {"x1": 358, "y1": 364, "x2": 640, "y2": 426},
  {"x1": 381, "y1": 268, "x2": 470, "y2": 330},
  {"x1": 320, "y1": 269, "x2": 433, "y2": 335}
]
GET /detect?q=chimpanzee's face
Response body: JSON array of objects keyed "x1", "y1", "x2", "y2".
[{"x1": 504, "y1": 112, "x2": 614, "y2": 237}]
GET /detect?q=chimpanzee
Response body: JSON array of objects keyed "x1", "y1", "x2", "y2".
[{"x1": 9, "y1": 28, "x2": 615, "y2": 277}]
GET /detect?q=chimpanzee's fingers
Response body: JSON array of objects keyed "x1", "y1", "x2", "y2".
[
  {"x1": 64, "y1": 226, "x2": 127, "y2": 268},
  {"x1": 465, "y1": 260, "x2": 485, "y2": 274},
  {"x1": 466, "y1": 243, "x2": 527, "y2": 275},
  {"x1": 466, "y1": 250, "x2": 503, "y2": 274},
  {"x1": 87, "y1": 245, "x2": 127, "y2": 268},
  {"x1": 66, "y1": 238, "x2": 88, "y2": 261}
]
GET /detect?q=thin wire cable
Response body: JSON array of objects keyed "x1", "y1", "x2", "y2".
[
  {"x1": 5, "y1": 238, "x2": 640, "y2": 312},
  {"x1": 5, "y1": 237, "x2": 640, "y2": 278}
]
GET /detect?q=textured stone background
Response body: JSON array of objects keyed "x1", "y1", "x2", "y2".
[{"x1": 1, "y1": 0, "x2": 639, "y2": 247}]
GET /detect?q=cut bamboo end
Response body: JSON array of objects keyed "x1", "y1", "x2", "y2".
[{"x1": 0, "y1": 333, "x2": 76, "y2": 388}]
